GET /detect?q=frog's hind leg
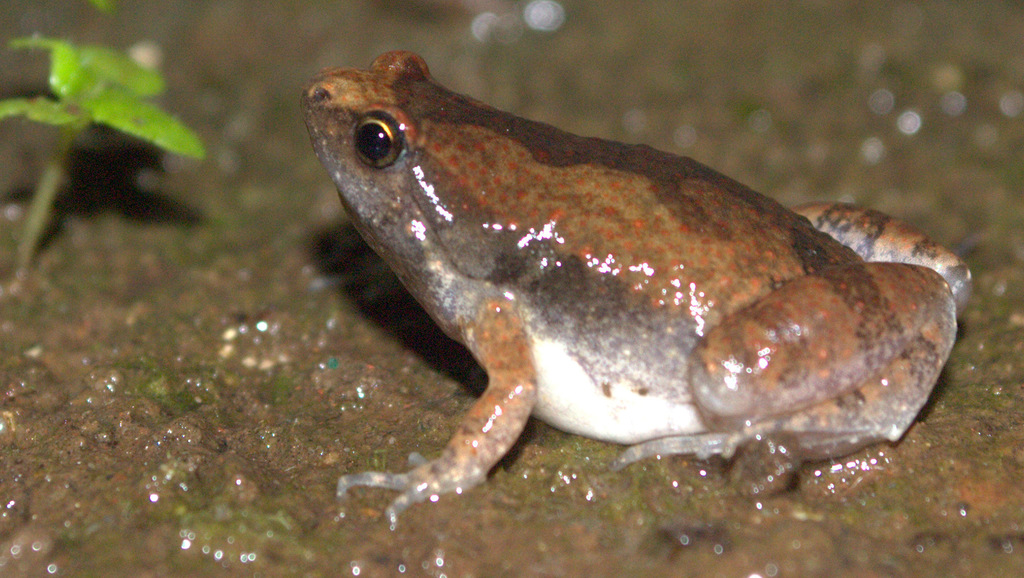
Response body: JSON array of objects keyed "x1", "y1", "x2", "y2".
[
  {"x1": 753, "y1": 311, "x2": 954, "y2": 461},
  {"x1": 613, "y1": 261, "x2": 957, "y2": 470},
  {"x1": 794, "y1": 202, "x2": 972, "y2": 315},
  {"x1": 612, "y1": 315, "x2": 953, "y2": 470}
]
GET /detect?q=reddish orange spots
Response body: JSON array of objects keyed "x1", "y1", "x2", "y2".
[{"x1": 598, "y1": 225, "x2": 617, "y2": 240}]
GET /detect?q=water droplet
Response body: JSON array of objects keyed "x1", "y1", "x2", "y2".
[
  {"x1": 939, "y1": 91, "x2": 966, "y2": 116},
  {"x1": 523, "y1": 0, "x2": 565, "y2": 32},
  {"x1": 868, "y1": 89, "x2": 894, "y2": 115},
  {"x1": 896, "y1": 110, "x2": 922, "y2": 135}
]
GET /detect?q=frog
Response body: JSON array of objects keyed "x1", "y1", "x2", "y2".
[{"x1": 301, "y1": 51, "x2": 971, "y2": 523}]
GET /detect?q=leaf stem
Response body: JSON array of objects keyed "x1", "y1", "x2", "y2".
[{"x1": 16, "y1": 124, "x2": 80, "y2": 270}]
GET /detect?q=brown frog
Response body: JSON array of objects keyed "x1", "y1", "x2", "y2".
[{"x1": 301, "y1": 51, "x2": 971, "y2": 523}]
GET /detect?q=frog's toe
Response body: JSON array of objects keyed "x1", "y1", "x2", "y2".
[
  {"x1": 335, "y1": 453, "x2": 430, "y2": 499},
  {"x1": 336, "y1": 458, "x2": 487, "y2": 524},
  {"x1": 335, "y1": 469, "x2": 427, "y2": 527},
  {"x1": 610, "y1": 432, "x2": 748, "y2": 471},
  {"x1": 336, "y1": 470, "x2": 411, "y2": 498},
  {"x1": 382, "y1": 486, "x2": 432, "y2": 526}
]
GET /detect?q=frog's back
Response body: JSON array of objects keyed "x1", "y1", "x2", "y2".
[{"x1": 397, "y1": 74, "x2": 860, "y2": 323}]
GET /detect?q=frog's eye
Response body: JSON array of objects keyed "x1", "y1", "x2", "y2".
[{"x1": 354, "y1": 112, "x2": 405, "y2": 168}]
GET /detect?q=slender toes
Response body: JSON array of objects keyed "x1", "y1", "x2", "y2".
[
  {"x1": 336, "y1": 471, "x2": 411, "y2": 498},
  {"x1": 611, "y1": 432, "x2": 745, "y2": 471}
]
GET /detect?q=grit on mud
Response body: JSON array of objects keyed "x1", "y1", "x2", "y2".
[{"x1": 1, "y1": 1, "x2": 1022, "y2": 575}]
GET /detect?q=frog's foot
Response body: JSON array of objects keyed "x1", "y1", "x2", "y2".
[
  {"x1": 336, "y1": 452, "x2": 487, "y2": 526},
  {"x1": 610, "y1": 431, "x2": 753, "y2": 471},
  {"x1": 794, "y1": 202, "x2": 972, "y2": 315},
  {"x1": 335, "y1": 452, "x2": 427, "y2": 498}
]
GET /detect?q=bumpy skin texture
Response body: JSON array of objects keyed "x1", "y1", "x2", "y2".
[{"x1": 301, "y1": 51, "x2": 971, "y2": 522}]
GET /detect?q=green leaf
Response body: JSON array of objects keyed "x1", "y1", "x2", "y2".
[
  {"x1": 8, "y1": 37, "x2": 63, "y2": 51},
  {"x1": 88, "y1": 0, "x2": 117, "y2": 12},
  {"x1": 81, "y1": 88, "x2": 205, "y2": 158},
  {"x1": 10, "y1": 37, "x2": 83, "y2": 97},
  {"x1": 7, "y1": 37, "x2": 204, "y2": 159},
  {"x1": 0, "y1": 97, "x2": 85, "y2": 126},
  {"x1": 77, "y1": 44, "x2": 165, "y2": 97},
  {"x1": 10, "y1": 36, "x2": 164, "y2": 98},
  {"x1": 49, "y1": 40, "x2": 90, "y2": 98}
]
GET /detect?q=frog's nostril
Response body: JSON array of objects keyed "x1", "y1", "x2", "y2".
[{"x1": 310, "y1": 86, "x2": 331, "y2": 102}]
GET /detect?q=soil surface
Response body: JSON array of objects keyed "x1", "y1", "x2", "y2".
[{"x1": 2, "y1": 1, "x2": 1023, "y2": 576}]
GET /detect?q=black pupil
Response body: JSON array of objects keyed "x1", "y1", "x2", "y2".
[{"x1": 356, "y1": 120, "x2": 393, "y2": 165}]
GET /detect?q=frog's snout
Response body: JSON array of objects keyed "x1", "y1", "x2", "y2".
[{"x1": 307, "y1": 85, "x2": 332, "y2": 105}]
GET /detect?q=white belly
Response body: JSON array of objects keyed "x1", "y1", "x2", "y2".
[{"x1": 528, "y1": 337, "x2": 707, "y2": 444}]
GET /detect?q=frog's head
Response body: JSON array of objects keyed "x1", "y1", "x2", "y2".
[
  {"x1": 302, "y1": 52, "x2": 521, "y2": 333},
  {"x1": 301, "y1": 52, "x2": 434, "y2": 266}
]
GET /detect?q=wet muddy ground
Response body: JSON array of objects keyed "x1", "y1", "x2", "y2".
[{"x1": 2, "y1": 1, "x2": 1024, "y2": 575}]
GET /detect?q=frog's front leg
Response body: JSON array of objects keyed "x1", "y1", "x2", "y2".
[
  {"x1": 336, "y1": 300, "x2": 536, "y2": 524},
  {"x1": 615, "y1": 261, "x2": 957, "y2": 468}
]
